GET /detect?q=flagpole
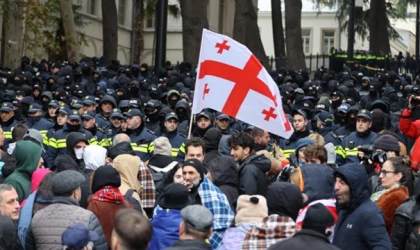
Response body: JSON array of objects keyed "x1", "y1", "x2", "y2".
[{"x1": 187, "y1": 110, "x2": 194, "y2": 138}]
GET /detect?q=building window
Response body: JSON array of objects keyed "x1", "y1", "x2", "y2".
[
  {"x1": 146, "y1": 16, "x2": 155, "y2": 28},
  {"x1": 118, "y1": 0, "x2": 126, "y2": 25},
  {"x1": 322, "y1": 30, "x2": 335, "y2": 54},
  {"x1": 302, "y1": 29, "x2": 311, "y2": 54},
  {"x1": 87, "y1": 0, "x2": 96, "y2": 15}
]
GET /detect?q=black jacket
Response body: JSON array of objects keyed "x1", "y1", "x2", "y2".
[
  {"x1": 207, "y1": 155, "x2": 239, "y2": 210},
  {"x1": 268, "y1": 229, "x2": 340, "y2": 250},
  {"x1": 164, "y1": 239, "x2": 210, "y2": 250},
  {"x1": 0, "y1": 214, "x2": 23, "y2": 250},
  {"x1": 238, "y1": 154, "x2": 271, "y2": 196},
  {"x1": 52, "y1": 132, "x2": 87, "y2": 172},
  {"x1": 391, "y1": 194, "x2": 420, "y2": 250},
  {"x1": 203, "y1": 128, "x2": 222, "y2": 166}
]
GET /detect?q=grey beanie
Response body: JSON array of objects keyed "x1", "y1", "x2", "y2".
[
  {"x1": 374, "y1": 135, "x2": 400, "y2": 153},
  {"x1": 52, "y1": 170, "x2": 85, "y2": 195},
  {"x1": 153, "y1": 137, "x2": 172, "y2": 156}
]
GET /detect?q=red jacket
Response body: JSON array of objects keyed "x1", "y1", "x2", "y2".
[{"x1": 399, "y1": 109, "x2": 420, "y2": 171}]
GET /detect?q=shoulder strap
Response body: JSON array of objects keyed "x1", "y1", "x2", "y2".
[{"x1": 125, "y1": 189, "x2": 135, "y2": 198}]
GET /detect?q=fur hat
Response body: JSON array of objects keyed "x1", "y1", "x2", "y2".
[{"x1": 235, "y1": 195, "x2": 268, "y2": 226}]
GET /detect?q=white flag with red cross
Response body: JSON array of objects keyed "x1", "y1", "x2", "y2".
[{"x1": 192, "y1": 29, "x2": 294, "y2": 139}]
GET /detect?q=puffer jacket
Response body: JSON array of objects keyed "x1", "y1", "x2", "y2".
[
  {"x1": 238, "y1": 154, "x2": 271, "y2": 196},
  {"x1": 25, "y1": 197, "x2": 107, "y2": 250}
]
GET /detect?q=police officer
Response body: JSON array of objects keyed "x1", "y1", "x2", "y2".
[
  {"x1": 144, "y1": 99, "x2": 162, "y2": 136},
  {"x1": 336, "y1": 109, "x2": 377, "y2": 166},
  {"x1": 313, "y1": 111, "x2": 341, "y2": 146},
  {"x1": 81, "y1": 110, "x2": 106, "y2": 146},
  {"x1": 102, "y1": 108, "x2": 124, "y2": 147},
  {"x1": 125, "y1": 108, "x2": 156, "y2": 162},
  {"x1": 24, "y1": 103, "x2": 54, "y2": 147},
  {"x1": 46, "y1": 110, "x2": 96, "y2": 167},
  {"x1": 162, "y1": 112, "x2": 186, "y2": 159},
  {"x1": 47, "y1": 105, "x2": 69, "y2": 141},
  {"x1": 82, "y1": 95, "x2": 97, "y2": 112},
  {"x1": 278, "y1": 109, "x2": 311, "y2": 159},
  {"x1": 45, "y1": 100, "x2": 59, "y2": 123},
  {"x1": 214, "y1": 113, "x2": 235, "y2": 135},
  {"x1": 95, "y1": 95, "x2": 117, "y2": 131},
  {"x1": 0, "y1": 102, "x2": 17, "y2": 151}
]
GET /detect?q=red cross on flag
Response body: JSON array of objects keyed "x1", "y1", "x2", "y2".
[{"x1": 192, "y1": 29, "x2": 294, "y2": 139}]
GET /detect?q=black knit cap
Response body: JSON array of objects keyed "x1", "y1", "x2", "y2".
[
  {"x1": 374, "y1": 135, "x2": 400, "y2": 153},
  {"x1": 183, "y1": 158, "x2": 205, "y2": 181},
  {"x1": 302, "y1": 203, "x2": 335, "y2": 234},
  {"x1": 91, "y1": 165, "x2": 121, "y2": 194}
]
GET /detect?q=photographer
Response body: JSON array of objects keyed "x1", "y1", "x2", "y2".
[
  {"x1": 400, "y1": 94, "x2": 420, "y2": 171},
  {"x1": 365, "y1": 135, "x2": 401, "y2": 194}
]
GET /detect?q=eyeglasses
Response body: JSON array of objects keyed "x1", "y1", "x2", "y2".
[{"x1": 379, "y1": 170, "x2": 396, "y2": 176}]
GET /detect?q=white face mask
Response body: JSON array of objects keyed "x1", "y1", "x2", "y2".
[{"x1": 75, "y1": 148, "x2": 84, "y2": 160}]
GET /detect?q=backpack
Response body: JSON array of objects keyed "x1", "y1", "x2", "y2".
[
  {"x1": 148, "y1": 161, "x2": 178, "y2": 197},
  {"x1": 123, "y1": 189, "x2": 142, "y2": 212}
]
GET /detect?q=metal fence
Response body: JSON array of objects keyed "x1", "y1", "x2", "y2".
[{"x1": 268, "y1": 54, "x2": 330, "y2": 73}]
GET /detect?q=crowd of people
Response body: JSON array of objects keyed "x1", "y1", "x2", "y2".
[{"x1": 1, "y1": 54, "x2": 420, "y2": 250}]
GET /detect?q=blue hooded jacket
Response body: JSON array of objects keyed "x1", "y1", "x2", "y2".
[{"x1": 332, "y1": 163, "x2": 391, "y2": 250}]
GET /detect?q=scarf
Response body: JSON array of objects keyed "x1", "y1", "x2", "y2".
[
  {"x1": 370, "y1": 183, "x2": 401, "y2": 203},
  {"x1": 92, "y1": 186, "x2": 124, "y2": 204}
]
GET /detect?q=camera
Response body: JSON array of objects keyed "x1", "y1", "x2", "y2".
[
  {"x1": 358, "y1": 145, "x2": 387, "y2": 165},
  {"x1": 277, "y1": 164, "x2": 296, "y2": 182}
]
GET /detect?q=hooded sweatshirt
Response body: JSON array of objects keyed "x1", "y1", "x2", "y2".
[
  {"x1": 332, "y1": 163, "x2": 391, "y2": 250},
  {"x1": 5, "y1": 140, "x2": 42, "y2": 203},
  {"x1": 113, "y1": 154, "x2": 143, "y2": 202},
  {"x1": 53, "y1": 132, "x2": 88, "y2": 173},
  {"x1": 266, "y1": 182, "x2": 303, "y2": 220},
  {"x1": 203, "y1": 128, "x2": 222, "y2": 165},
  {"x1": 0, "y1": 214, "x2": 22, "y2": 250},
  {"x1": 83, "y1": 145, "x2": 107, "y2": 171}
]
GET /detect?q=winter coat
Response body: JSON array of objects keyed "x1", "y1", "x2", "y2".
[
  {"x1": 203, "y1": 128, "x2": 222, "y2": 165},
  {"x1": 238, "y1": 154, "x2": 271, "y2": 196},
  {"x1": 149, "y1": 209, "x2": 182, "y2": 250},
  {"x1": 391, "y1": 192, "x2": 420, "y2": 250},
  {"x1": 23, "y1": 117, "x2": 54, "y2": 147},
  {"x1": 206, "y1": 155, "x2": 238, "y2": 210},
  {"x1": 26, "y1": 197, "x2": 107, "y2": 250},
  {"x1": 399, "y1": 108, "x2": 420, "y2": 171},
  {"x1": 268, "y1": 229, "x2": 341, "y2": 250},
  {"x1": 336, "y1": 130, "x2": 377, "y2": 166},
  {"x1": 0, "y1": 214, "x2": 23, "y2": 250},
  {"x1": 113, "y1": 154, "x2": 143, "y2": 203},
  {"x1": 332, "y1": 163, "x2": 392, "y2": 250},
  {"x1": 300, "y1": 164, "x2": 335, "y2": 204},
  {"x1": 5, "y1": 141, "x2": 42, "y2": 203},
  {"x1": 164, "y1": 239, "x2": 211, "y2": 250},
  {"x1": 162, "y1": 129, "x2": 187, "y2": 159},
  {"x1": 52, "y1": 131, "x2": 90, "y2": 173},
  {"x1": 375, "y1": 186, "x2": 408, "y2": 235},
  {"x1": 216, "y1": 222, "x2": 257, "y2": 250},
  {"x1": 127, "y1": 123, "x2": 157, "y2": 162}
]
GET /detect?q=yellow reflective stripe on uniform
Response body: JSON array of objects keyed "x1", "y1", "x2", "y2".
[
  {"x1": 179, "y1": 143, "x2": 185, "y2": 153},
  {"x1": 335, "y1": 145, "x2": 346, "y2": 158},
  {"x1": 282, "y1": 149, "x2": 295, "y2": 158},
  {"x1": 171, "y1": 148, "x2": 180, "y2": 157},
  {"x1": 345, "y1": 148, "x2": 358, "y2": 156},
  {"x1": 3, "y1": 131, "x2": 11, "y2": 139},
  {"x1": 88, "y1": 138, "x2": 97, "y2": 145},
  {"x1": 148, "y1": 142, "x2": 154, "y2": 153},
  {"x1": 39, "y1": 130, "x2": 49, "y2": 145},
  {"x1": 49, "y1": 138, "x2": 58, "y2": 148},
  {"x1": 131, "y1": 143, "x2": 148, "y2": 153},
  {"x1": 98, "y1": 139, "x2": 109, "y2": 147},
  {"x1": 56, "y1": 139, "x2": 67, "y2": 149}
]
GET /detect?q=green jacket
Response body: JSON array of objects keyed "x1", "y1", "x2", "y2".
[{"x1": 5, "y1": 140, "x2": 42, "y2": 203}]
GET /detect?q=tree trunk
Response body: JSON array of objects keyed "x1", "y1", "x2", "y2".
[
  {"x1": 180, "y1": 0, "x2": 209, "y2": 67},
  {"x1": 369, "y1": 0, "x2": 390, "y2": 55},
  {"x1": 101, "y1": 0, "x2": 118, "y2": 61},
  {"x1": 4, "y1": 1, "x2": 26, "y2": 69},
  {"x1": 132, "y1": 0, "x2": 144, "y2": 64},
  {"x1": 233, "y1": 0, "x2": 268, "y2": 68},
  {"x1": 284, "y1": 0, "x2": 306, "y2": 70},
  {"x1": 60, "y1": 0, "x2": 79, "y2": 62},
  {"x1": 271, "y1": 0, "x2": 285, "y2": 57}
]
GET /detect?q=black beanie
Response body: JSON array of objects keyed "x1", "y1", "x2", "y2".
[
  {"x1": 91, "y1": 165, "x2": 121, "y2": 194},
  {"x1": 302, "y1": 203, "x2": 335, "y2": 234},
  {"x1": 183, "y1": 158, "x2": 204, "y2": 181},
  {"x1": 374, "y1": 135, "x2": 400, "y2": 153}
]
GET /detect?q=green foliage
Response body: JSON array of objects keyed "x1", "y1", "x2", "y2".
[
  {"x1": 312, "y1": 0, "x2": 412, "y2": 42},
  {"x1": 22, "y1": 0, "x2": 90, "y2": 58},
  {"x1": 145, "y1": 0, "x2": 180, "y2": 19}
]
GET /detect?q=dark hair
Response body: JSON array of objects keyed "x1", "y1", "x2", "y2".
[
  {"x1": 185, "y1": 137, "x2": 206, "y2": 155},
  {"x1": 304, "y1": 145, "x2": 328, "y2": 164},
  {"x1": 228, "y1": 132, "x2": 254, "y2": 152},
  {"x1": 387, "y1": 156, "x2": 413, "y2": 194},
  {"x1": 251, "y1": 127, "x2": 264, "y2": 138},
  {"x1": 114, "y1": 209, "x2": 152, "y2": 250},
  {"x1": 33, "y1": 172, "x2": 55, "y2": 215},
  {"x1": 12, "y1": 123, "x2": 28, "y2": 142}
]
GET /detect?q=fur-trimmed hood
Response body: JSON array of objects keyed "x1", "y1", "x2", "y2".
[{"x1": 376, "y1": 186, "x2": 409, "y2": 235}]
